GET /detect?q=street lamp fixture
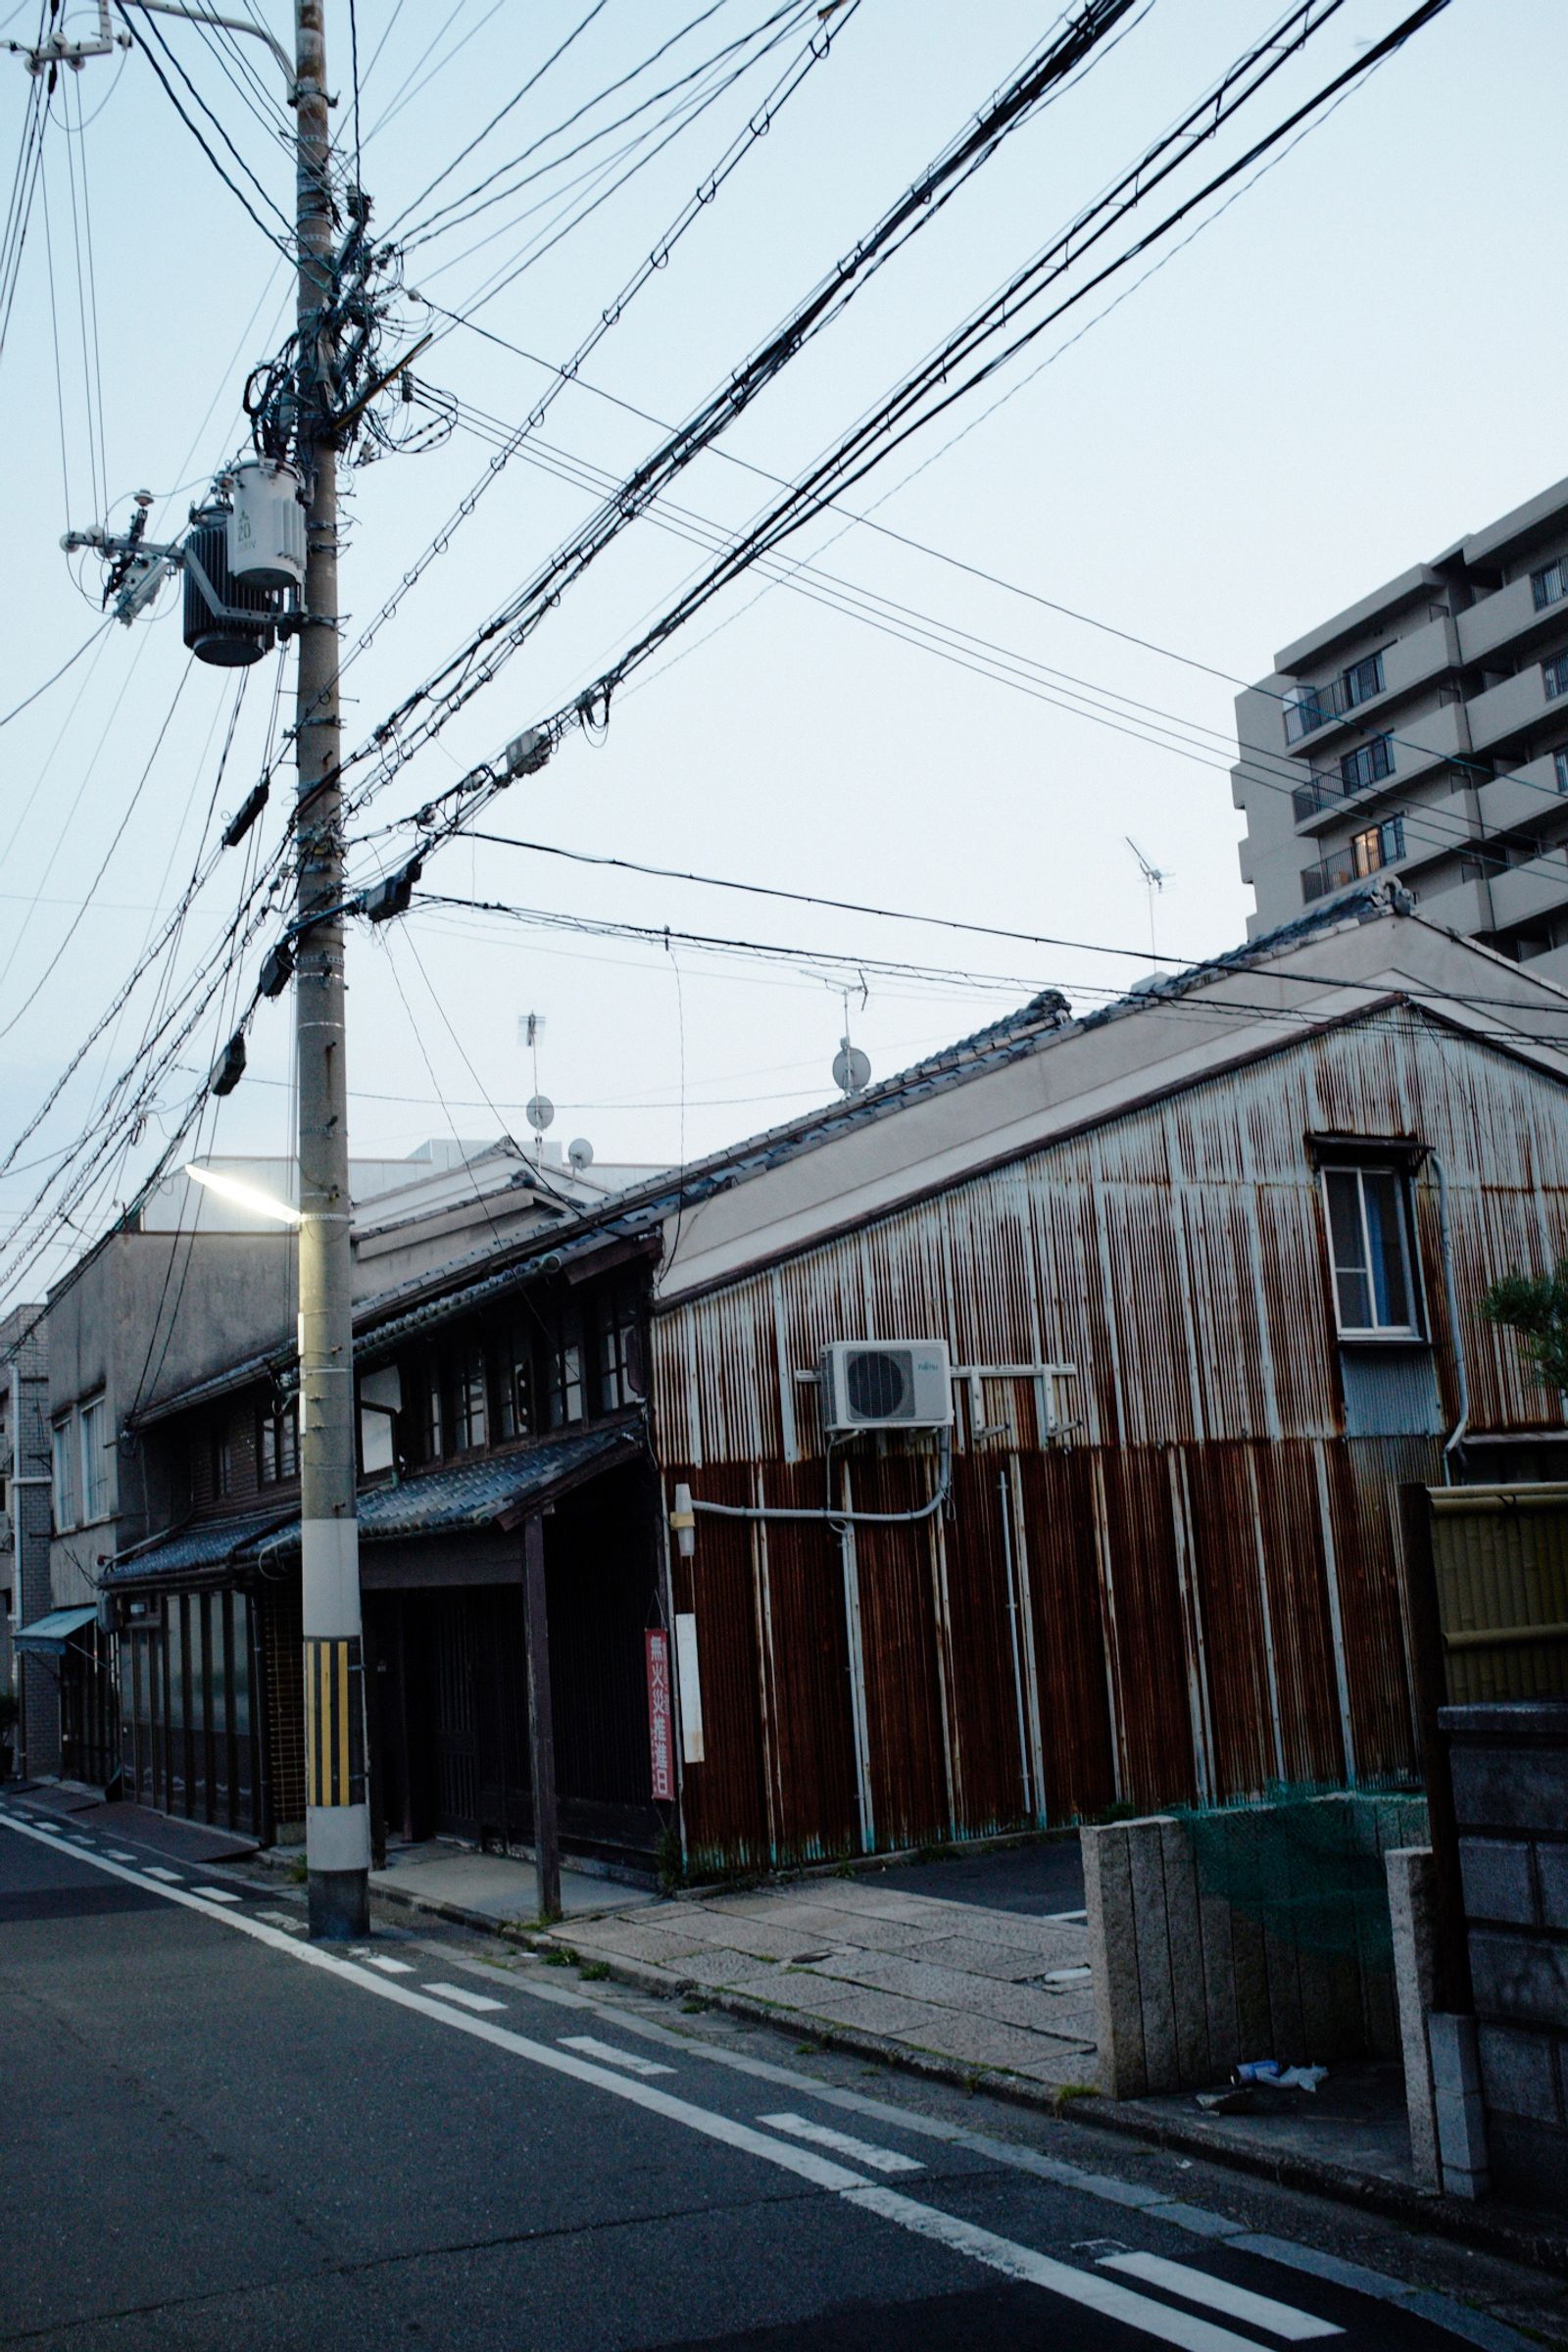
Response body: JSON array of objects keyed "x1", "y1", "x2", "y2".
[{"x1": 182, "y1": 1161, "x2": 302, "y2": 1227}]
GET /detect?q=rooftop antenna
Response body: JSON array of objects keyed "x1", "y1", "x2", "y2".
[
  {"x1": 831, "y1": 975, "x2": 871, "y2": 1097},
  {"x1": 518, "y1": 1010, "x2": 554, "y2": 1159},
  {"x1": 1125, "y1": 837, "x2": 1172, "y2": 959}
]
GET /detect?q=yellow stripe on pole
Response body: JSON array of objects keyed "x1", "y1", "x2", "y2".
[{"x1": 336, "y1": 1638, "x2": 349, "y2": 1806}]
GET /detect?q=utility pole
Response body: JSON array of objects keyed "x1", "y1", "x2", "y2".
[{"x1": 293, "y1": 0, "x2": 368, "y2": 1939}]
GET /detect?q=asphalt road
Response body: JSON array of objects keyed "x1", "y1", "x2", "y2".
[
  {"x1": 865, "y1": 1833, "x2": 1086, "y2": 1916},
  {"x1": 0, "y1": 1801, "x2": 1550, "y2": 2352}
]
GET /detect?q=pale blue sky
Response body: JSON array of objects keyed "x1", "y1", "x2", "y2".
[{"x1": 1, "y1": 0, "x2": 1563, "y2": 1298}]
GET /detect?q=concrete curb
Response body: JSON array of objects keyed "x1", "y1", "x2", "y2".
[{"x1": 248, "y1": 1849, "x2": 1568, "y2": 2284}]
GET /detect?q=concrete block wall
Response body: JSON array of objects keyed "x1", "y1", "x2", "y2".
[
  {"x1": 1084, "y1": 1800, "x2": 1421, "y2": 2099},
  {"x1": 1443, "y1": 1700, "x2": 1568, "y2": 2213}
]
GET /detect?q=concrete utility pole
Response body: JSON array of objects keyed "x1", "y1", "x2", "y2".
[{"x1": 293, "y1": 0, "x2": 368, "y2": 1939}]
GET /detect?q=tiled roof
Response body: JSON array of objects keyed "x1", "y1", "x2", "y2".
[
  {"x1": 101, "y1": 1506, "x2": 297, "y2": 1588},
  {"x1": 254, "y1": 1420, "x2": 645, "y2": 1563}
]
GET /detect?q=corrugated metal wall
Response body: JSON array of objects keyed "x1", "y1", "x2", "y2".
[{"x1": 656, "y1": 1015, "x2": 1568, "y2": 1874}]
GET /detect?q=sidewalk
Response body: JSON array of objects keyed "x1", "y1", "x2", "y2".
[{"x1": 552, "y1": 1876, "x2": 1100, "y2": 2092}]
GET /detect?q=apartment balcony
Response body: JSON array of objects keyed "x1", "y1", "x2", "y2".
[
  {"x1": 1466, "y1": 662, "x2": 1564, "y2": 758},
  {"x1": 1475, "y1": 749, "x2": 1568, "y2": 839},
  {"x1": 1488, "y1": 847, "x2": 1568, "y2": 933},
  {"x1": 1281, "y1": 616, "x2": 1451, "y2": 750},
  {"x1": 1457, "y1": 568, "x2": 1568, "y2": 667}
]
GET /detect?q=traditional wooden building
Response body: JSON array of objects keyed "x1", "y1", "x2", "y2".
[{"x1": 102, "y1": 887, "x2": 1568, "y2": 1879}]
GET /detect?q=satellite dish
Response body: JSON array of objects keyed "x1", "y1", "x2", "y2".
[
  {"x1": 567, "y1": 1137, "x2": 594, "y2": 1170},
  {"x1": 832, "y1": 1041, "x2": 871, "y2": 1097},
  {"x1": 525, "y1": 1094, "x2": 555, "y2": 1134}
]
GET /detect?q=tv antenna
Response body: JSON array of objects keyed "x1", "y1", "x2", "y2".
[
  {"x1": 831, "y1": 977, "x2": 871, "y2": 1097},
  {"x1": 518, "y1": 1010, "x2": 554, "y2": 1157},
  {"x1": 1125, "y1": 837, "x2": 1172, "y2": 958}
]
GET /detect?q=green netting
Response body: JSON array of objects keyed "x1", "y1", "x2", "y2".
[{"x1": 1173, "y1": 1785, "x2": 1429, "y2": 1969}]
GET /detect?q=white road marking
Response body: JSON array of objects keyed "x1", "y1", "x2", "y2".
[
  {"x1": 143, "y1": 1867, "x2": 183, "y2": 1883},
  {"x1": 1044, "y1": 1965, "x2": 1093, "y2": 1985},
  {"x1": 1099, "y1": 2251, "x2": 1343, "y2": 2341},
  {"x1": 760, "y1": 2112, "x2": 923, "y2": 2175},
  {"x1": 1045, "y1": 1908, "x2": 1088, "y2": 1923},
  {"x1": 422, "y1": 1981, "x2": 507, "y2": 2013},
  {"x1": 254, "y1": 1910, "x2": 307, "y2": 1935},
  {"x1": 104, "y1": 1850, "x2": 138, "y2": 1862},
  {"x1": 190, "y1": 1886, "x2": 243, "y2": 1904},
  {"x1": 0, "y1": 1816, "x2": 1376, "y2": 2352},
  {"x1": 560, "y1": 2034, "x2": 674, "y2": 2077},
  {"x1": 364, "y1": 1954, "x2": 416, "y2": 1975}
]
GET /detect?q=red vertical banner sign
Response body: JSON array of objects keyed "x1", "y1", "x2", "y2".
[{"x1": 646, "y1": 1628, "x2": 675, "y2": 1801}]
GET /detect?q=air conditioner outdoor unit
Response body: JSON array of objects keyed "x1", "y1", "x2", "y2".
[{"x1": 817, "y1": 1340, "x2": 953, "y2": 1434}]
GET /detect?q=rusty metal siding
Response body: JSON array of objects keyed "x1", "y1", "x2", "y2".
[{"x1": 653, "y1": 1012, "x2": 1568, "y2": 1870}]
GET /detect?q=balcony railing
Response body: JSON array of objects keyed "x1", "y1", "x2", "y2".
[
  {"x1": 1284, "y1": 680, "x2": 1344, "y2": 744},
  {"x1": 1293, "y1": 772, "x2": 1346, "y2": 823}
]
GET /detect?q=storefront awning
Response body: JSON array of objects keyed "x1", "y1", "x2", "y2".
[
  {"x1": 100, "y1": 1507, "x2": 297, "y2": 1592},
  {"x1": 14, "y1": 1604, "x2": 98, "y2": 1655},
  {"x1": 255, "y1": 1420, "x2": 644, "y2": 1565}
]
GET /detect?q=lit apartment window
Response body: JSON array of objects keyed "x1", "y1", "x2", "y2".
[
  {"x1": 1340, "y1": 735, "x2": 1394, "y2": 794},
  {"x1": 1342, "y1": 651, "x2": 1386, "y2": 709},
  {"x1": 78, "y1": 1395, "x2": 109, "y2": 1523},
  {"x1": 1351, "y1": 815, "x2": 1404, "y2": 877},
  {"x1": 51, "y1": 1418, "x2": 76, "y2": 1531},
  {"x1": 1532, "y1": 558, "x2": 1568, "y2": 612},
  {"x1": 1544, "y1": 651, "x2": 1568, "y2": 703},
  {"x1": 1322, "y1": 1166, "x2": 1420, "y2": 1339}
]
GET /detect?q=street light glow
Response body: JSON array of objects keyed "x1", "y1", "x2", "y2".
[{"x1": 182, "y1": 1161, "x2": 301, "y2": 1226}]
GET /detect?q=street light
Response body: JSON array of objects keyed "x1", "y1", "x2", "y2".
[{"x1": 182, "y1": 1161, "x2": 302, "y2": 1226}]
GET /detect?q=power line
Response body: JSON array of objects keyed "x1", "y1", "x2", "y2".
[
  {"x1": 0, "y1": 616, "x2": 108, "y2": 725},
  {"x1": 118, "y1": 10, "x2": 292, "y2": 256}
]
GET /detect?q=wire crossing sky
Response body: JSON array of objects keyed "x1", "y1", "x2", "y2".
[{"x1": 0, "y1": 0, "x2": 1562, "y2": 1306}]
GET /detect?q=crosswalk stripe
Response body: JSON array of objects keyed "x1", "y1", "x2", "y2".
[
  {"x1": 104, "y1": 1850, "x2": 138, "y2": 1861},
  {"x1": 560, "y1": 2035, "x2": 675, "y2": 2078},
  {"x1": 1098, "y1": 2251, "x2": 1343, "y2": 2340},
  {"x1": 143, "y1": 1867, "x2": 182, "y2": 1883},
  {"x1": 760, "y1": 2112, "x2": 922, "y2": 2175},
  {"x1": 422, "y1": 1982, "x2": 507, "y2": 2013},
  {"x1": 190, "y1": 1886, "x2": 243, "y2": 1904},
  {"x1": 365, "y1": 1954, "x2": 416, "y2": 1975}
]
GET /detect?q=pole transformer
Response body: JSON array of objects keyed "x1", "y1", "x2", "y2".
[{"x1": 293, "y1": 0, "x2": 368, "y2": 1938}]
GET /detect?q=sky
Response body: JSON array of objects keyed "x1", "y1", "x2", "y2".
[{"x1": 1, "y1": 0, "x2": 1564, "y2": 1304}]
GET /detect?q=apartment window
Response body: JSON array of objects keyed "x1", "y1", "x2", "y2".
[
  {"x1": 1544, "y1": 651, "x2": 1568, "y2": 703},
  {"x1": 78, "y1": 1395, "x2": 109, "y2": 1523},
  {"x1": 51, "y1": 1418, "x2": 76, "y2": 1530},
  {"x1": 1342, "y1": 650, "x2": 1386, "y2": 710},
  {"x1": 1340, "y1": 734, "x2": 1394, "y2": 794},
  {"x1": 258, "y1": 1402, "x2": 298, "y2": 1485},
  {"x1": 1555, "y1": 748, "x2": 1568, "y2": 795},
  {"x1": 1532, "y1": 558, "x2": 1568, "y2": 612},
  {"x1": 1350, "y1": 814, "x2": 1404, "y2": 877},
  {"x1": 1322, "y1": 1166, "x2": 1420, "y2": 1339}
]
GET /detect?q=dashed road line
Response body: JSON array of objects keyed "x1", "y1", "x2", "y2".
[
  {"x1": 143, "y1": 1866, "x2": 183, "y2": 1883},
  {"x1": 364, "y1": 1954, "x2": 416, "y2": 1975},
  {"x1": 190, "y1": 1886, "x2": 243, "y2": 1904},
  {"x1": 760, "y1": 2112, "x2": 923, "y2": 2175},
  {"x1": 1099, "y1": 2250, "x2": 1344, "y2": 2341},
  {"x1": 559, "y1": 2034, "x2": 675, "y2": 2078},
  {"x1": 422, "y1": 1981, "x2": 507, "y2": 2013}
]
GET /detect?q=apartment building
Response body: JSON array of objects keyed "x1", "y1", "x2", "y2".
[{"x1": 1233, "y1": 475, "x2": 1568, "y2": 977}]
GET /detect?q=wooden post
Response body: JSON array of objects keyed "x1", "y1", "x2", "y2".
[
  {"x1": 523, "y1": 1512, "x2": 562, "y2": 1924},
  {"x1": 1398, "y1": 1482, "x2": 1473, "y2": 2014}
]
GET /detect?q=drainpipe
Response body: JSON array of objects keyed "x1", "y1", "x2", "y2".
[{"x1": 1431, "y1": 1155, "x2": 1470, "y2": 1483}]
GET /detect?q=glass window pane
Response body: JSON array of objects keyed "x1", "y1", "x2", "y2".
[
  {"x1": 1325, "y1": 1170, "x2": 1373, "y2": 1329},
  {"x1": 168, "y1": 1600, "x2": 184, "y2": 1733},
  {"x1": 1363, "y1": 1170, "x2": 1412, "y2": 1329},
  {"x1": 231, "y1": 1596, "x2": 251, "y2": 1741}
]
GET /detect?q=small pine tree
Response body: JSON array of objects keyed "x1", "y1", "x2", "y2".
[{"x1": 1482, "y1": 1262, "x2": 1568, "y2": 1395}]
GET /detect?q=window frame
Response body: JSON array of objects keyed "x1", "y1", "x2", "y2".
[
  {"x1": 1341, "y1": 649, "x2": 1386, "y2": 710},
  {"x1": 1340, "y1": 733, "x2": 1395, "y2": 795},
  {"x1": 1320, "y1": 1162, "x2": 1423, "y2": 1342},
  {"x1": 51, "y1": 1415, "x2": 76, "y2": 1532},
  {"x1": 77, "y1": 1393, "x2": 109, "y2": 1525},
  {"x1": 257, "y1": 1399, "x2": 299, "y2": 1486},
  {"x1": 1532, "y1": 558, "x2": 1568, "y2": 613},
  {"x1": 1544, "y1": 650, "x2": 1568, "y2": 704}
]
